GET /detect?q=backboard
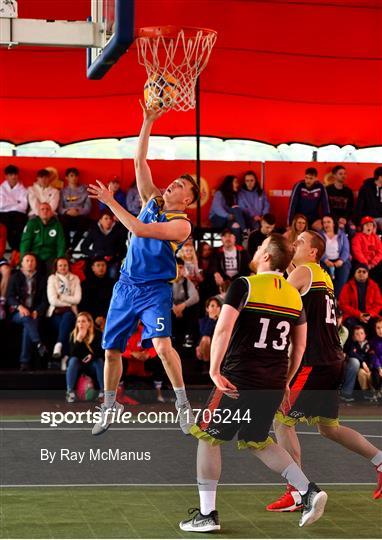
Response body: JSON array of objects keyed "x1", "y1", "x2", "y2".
[{"x1": 87, "y1": 0, "x2": 135, "y2": 79}]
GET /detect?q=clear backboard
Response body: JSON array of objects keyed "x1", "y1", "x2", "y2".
[{"x1": 87, "y1": 0, "x2": 135, "y2": 79}]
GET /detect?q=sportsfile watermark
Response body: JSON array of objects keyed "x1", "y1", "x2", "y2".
[{"x1": 40, "y1": 408, "x2": 252, "y2": 428}]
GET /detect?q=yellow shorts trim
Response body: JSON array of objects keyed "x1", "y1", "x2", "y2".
[
  {"x1": 237, "y1": 436, "x2": 274, "y2": 451},
  {"x1": 275, "y1": 411, "x2": 339, "y2": 427},
  {"x1": 189, "y1": 424, "x2": 225, "y2": 446}
]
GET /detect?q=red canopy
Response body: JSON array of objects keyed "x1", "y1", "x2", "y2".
[{"x1": 1, "y1": 0, "x2": 381, "y2": 146}]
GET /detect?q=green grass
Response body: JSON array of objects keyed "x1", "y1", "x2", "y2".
[{"x1": 1, "y1": 486, "x2": 381, "y2": 538}]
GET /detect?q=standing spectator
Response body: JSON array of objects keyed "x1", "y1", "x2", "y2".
[
  {"x1": 59, "y1": 167, "x2": 92, "y2": 250},
  {"x1": 47, "y1": 257, "x2": 82, "y2": 364},
  {"x1": 325, "y1": 166, "x2": 355, "y2": 228},
  {"x1": 81, "y1": 210, "x2": 127, "y2": 278},
  {"x1": 20, "y1": 203, "x2": 66, "y2": 273},
  {"x1": 247, "y1": 214, "x2": 276, "y2": 259},
  {"x1": 238, "y1": 170, "x2": 270, "y2": 231},
  {"x1": 65, "y1": 312, "x2": 104, "y2": 403},
  {"x1": 0, "y1": 164, "x2": 28, "y2": 253},
  {"x1": 172, "y1": 257, "x2": 200, "y2": 348},
  {"x1": 27, "y1": 169, "x2": 60, "y2": 217},
  {"x1": 339, "y1": 263, "x2": 382, "y2": 333},
  {"x1": 0, "y1": 223, "x2": 11, "y2": 319},
  {"x1": 196, "y1": 296, "x2": 222, "y2": 365},
  {"x1": 319, "y1": 215, "x2": 351, "y2": 297},
  {"x1": 287, "y1": 167, "x2": 330, "y2": 228},
  {"x1": 355, "y1": 167, "x2": 382, "y2": 231},
  {"x1": 125, "y1": 181, "x2": 142, "y2": 216},
  {"x1": 283, "y1": 213, "x2": 308, "y2": 245},
  {"x1": 212, "y1": 229, "x2": 250, "y2": 288},
  {"x1": 79, "y1": 257, "x2": 114, "y2": 330},
  {"x1": 98, "y1": 178, "x2": 126, "y2": 213},
  {"x1": 352, "y1": 216, "x2": 382, "y2": 286},
  {"x1": 7, "y1": 253, "x2": 48, "y2": 370},
  {"x1": 209, "y1": 175, "x2": 247, "y2": 241}
]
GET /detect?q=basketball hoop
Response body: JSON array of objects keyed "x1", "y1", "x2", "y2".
[{"x1": 136, "y1": 26, "x2": 217, "y2": 111}]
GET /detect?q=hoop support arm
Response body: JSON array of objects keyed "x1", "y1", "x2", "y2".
[{"x1": 0, "y1": 18, "x2": 103, "y2": 48}]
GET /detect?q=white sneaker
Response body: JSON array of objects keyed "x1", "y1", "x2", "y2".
[
  {"x1": 66, "y1": 391, "x2": 76, "y2": 403},
  {"x1": 61, "y1": 355, "x2": 68, "y2": 372},
  {"x1": 299, "y1": 483, "x2": 328, "y2": 527},
  {"x1": 92, "y1": 401, "x2": 124, "y2": 436},
  {"x1": 53, "y1": 342, "x2": 63, "y2": 359}
]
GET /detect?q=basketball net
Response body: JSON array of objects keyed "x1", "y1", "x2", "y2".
[{"x1": 136, "y1": 26, "x2": 217, "y2": 111}]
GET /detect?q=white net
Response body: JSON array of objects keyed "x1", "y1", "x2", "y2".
[{"x1": 136, "y1": 26, "x2": 217, "y2": 111}]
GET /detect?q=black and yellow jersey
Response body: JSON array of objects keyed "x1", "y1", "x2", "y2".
[
  {"x1": 299, "y1": 262, "x2": 343, "y2": 366},
  {"x1": 222, "y1": 272, "x2": 305, "y2": 389}
]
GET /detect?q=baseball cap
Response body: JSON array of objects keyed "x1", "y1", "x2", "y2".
[{"x1": 360, "y1": 216, "x2": 375, "y2": 226}]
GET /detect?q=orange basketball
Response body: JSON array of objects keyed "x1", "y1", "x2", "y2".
[{"x1": 144, "y1": 72, "x2": 178, "y2": 110}]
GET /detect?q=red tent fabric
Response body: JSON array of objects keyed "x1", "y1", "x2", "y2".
[{"x1": 1, "y1": 0, "x2": 381, "y2": 146}]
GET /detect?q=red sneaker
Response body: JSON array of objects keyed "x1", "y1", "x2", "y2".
[
  {"x1": 266, "y1": 484, "x2": 303, "y2": 512},
  {"x1": 373, "y1": 467, "x2": 382, "y2": 499}
]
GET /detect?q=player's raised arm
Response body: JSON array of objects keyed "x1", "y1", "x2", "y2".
[{"x1": 134, "y1": 103, "x2": 167, "y2": 205}]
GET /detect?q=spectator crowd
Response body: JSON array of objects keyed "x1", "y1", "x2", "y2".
[{"x1": 0, "y1": 164, "x2": 381, "y2": 403}]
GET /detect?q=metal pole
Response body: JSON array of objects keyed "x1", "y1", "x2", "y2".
[{"x1": 195, "y1": 77, "x2": 201, "y2": 232}]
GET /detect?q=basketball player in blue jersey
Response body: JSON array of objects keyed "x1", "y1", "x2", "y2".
[{"x1": 88, "y1": 105, "x2": 199, "y2": 435}]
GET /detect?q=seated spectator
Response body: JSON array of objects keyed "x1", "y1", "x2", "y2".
[
  {"x1": 197, "y1": 241, "x2": 218, "y2": 306},
  {"x1": 238, "y1": 170, "x2": 270, "y2": 231},
  {"x1": 47, "y1": 257, "x2": 81, "y2": 367},
  {"x1": 283, "y1": 213, "x2": 308, "y2": 245},
  {"x1": 125, "y1": 181, "x2": 142, "y2": 217},
  {"x1": 319, "y1": 215, "x2": 351, "y2": 297},
  {"x1": 59, "y1": 167, "x2": 92, "y2": 250},
  {"x1": 325, "y1": 166, "x2": 355, "y2": 232},
  {"x1": 287, "y1": 167, "x2": 330, "y2": 228},
  {"x1": 46, "y1": 166, "x2": 63, "y2": 190},
  {"x1": 99, "y1": 178, "x2": 126, "y2": 212},
  {"x1": 122, "y1": 322, "x2": 165, "y2": 403},
  {"x1": 352, "y1": 216, "x2": 382, "y2": 287},
  {"x1": 79, "y1": 257, "x2": 114, "y2": 331},
  {"x1": 81, "y1": 210, "x2": 127, "y2": 279},
  {"x1": 369, "y1": 318, "x2": 382, "y2": 398},
  {"x1": 209, "y1": 175, "x2": 247, "y2": 242},
  {"x1": 178, "y1": 241, "x2": 202, "y2": 286},
  {"x1": 196, "y1": 296, "x2": 222, "y2": 366},
  {"x1": 355, "y1": 166, "x2": 382, "y2": 231},
  {"x1": 339, "y1": 263, "x2": 382, "y2": 333},
  {"x1": 172, "y1": 257, "x2": 200, "y2": 348},
  {"x1": 345, "y1": 326, "x2": 371, "y2": 401},
  {"x1": 212, "y1": 229, "x2": 250, "y2": 290},
  {"x1": 20, "y1": 203, "x2": 66, "y2": 274},
  {"x1": 247, "y1": 214, "x2": 276, "y2": 259},
  {"x1": 0, "y1": 164, "x2": 28, "y2": 254},
  {"x1": 65, "y1": 312, "x2": 104, "y2": 403},
  {"x1": 7, "y1": 253, "x2": 48, "y2": 370},
  {"x1": 0, "y1": 223, "x2": 11, "y2": 320},
  {"x1": 28, "y1": 168, "x2": 60, "y2": 217}
]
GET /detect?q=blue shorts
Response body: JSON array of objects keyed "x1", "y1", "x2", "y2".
[{"x1": 102, "y1": 278, "x2": 173, "y2": 351}]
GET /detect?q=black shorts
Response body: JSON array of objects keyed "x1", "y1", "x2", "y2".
[
  {"x1": 190, "y1": 386, "x2": 284, "y2": 450},
  {"x1": 276, "y1": 363, "x2": 344, "y2": 427}
]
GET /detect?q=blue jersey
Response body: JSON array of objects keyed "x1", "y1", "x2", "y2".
[{"x1": 120, "y1": 196, "x2": 190, "y2": 285}]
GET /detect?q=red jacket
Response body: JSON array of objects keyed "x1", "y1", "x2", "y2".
[
  {"x1": 351, "y1": 232, "x2": 382, "y2": 267},
  {"x1": 339, "y1": 277, "x2": 382, "y2": 320}
]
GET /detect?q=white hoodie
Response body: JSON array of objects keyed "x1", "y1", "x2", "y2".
[
  {"x1": 28, "y1": 182, "x2": 60, "y2": 216},
  {"x1": 0, "y1": 180, "x2": 28, "y2": 213}
]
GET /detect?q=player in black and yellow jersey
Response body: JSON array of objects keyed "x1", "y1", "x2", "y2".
[
  {"x1": 267, "y1": 230, "x2": 382, "y2": 512},
  {"x1": 179, "y1": 234, "x2": 328, "y2": 533}
]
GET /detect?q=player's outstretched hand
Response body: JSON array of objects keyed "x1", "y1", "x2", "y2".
[
  {"x1": 88, "y1": 179, "x2": 115, "y2": 206},
  {"x1": 139, "y1": 99, "x2": 169, "y2": 122},
  {"x1": 210, "y1": 373, "x2": 239, "y2": 399}
]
